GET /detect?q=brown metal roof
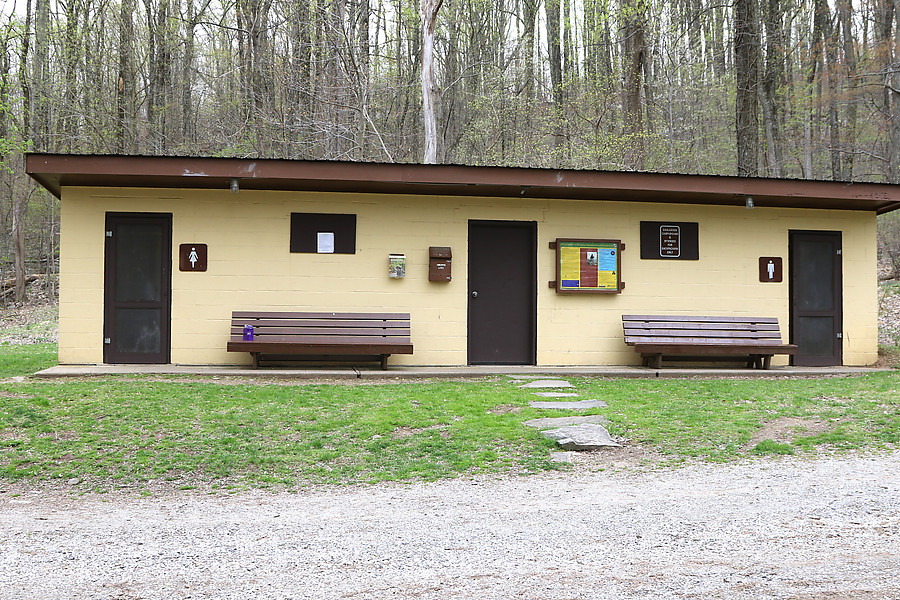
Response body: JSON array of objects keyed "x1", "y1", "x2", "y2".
[{"x1": 25, "y1": 153, "x2": 900, "y2": 214}]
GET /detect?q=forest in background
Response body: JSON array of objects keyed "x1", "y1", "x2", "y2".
[{"x1": 3, "y1": 0, "x2": 900, "y2": 301}]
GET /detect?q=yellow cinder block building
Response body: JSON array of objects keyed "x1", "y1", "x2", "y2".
[{"x1": 26, "y1": 154, "x2": 900, "y2": 368}]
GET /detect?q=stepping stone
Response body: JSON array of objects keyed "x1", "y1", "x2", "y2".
[
  {"x1": 519, "y1": 379, "x2": 574, "y2": 389},
  {"x1": 533, "y1": 392, "x2": 580, "y2": 398},
  {"x1": 550, "y1": 451, "x2": 574, "y2": 463},
  {"x1": 529, "y1": 399, "x2": 608, "y2": 410},
  {"x1": 507, "y1": 375, "x2": 548, "y2": 380},
  {"x1": 541, "y1": 424, "x2": 621, "y2": 450},
  {"x1": 522, "y1": 415, "x2": 610, "y2": 429}
]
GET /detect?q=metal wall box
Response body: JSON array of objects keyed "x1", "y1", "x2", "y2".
[{"x1": 428, "y1": 246, "x2": 452, "y2": 281}]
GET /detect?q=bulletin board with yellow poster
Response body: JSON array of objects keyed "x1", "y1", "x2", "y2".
[{"x1": 552, "y1": 238, "x2": 623, "y2": 294}]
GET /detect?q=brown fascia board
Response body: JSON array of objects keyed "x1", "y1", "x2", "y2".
[{"x1": 24, "y1": 152, "x2": 900, "y2": 213}]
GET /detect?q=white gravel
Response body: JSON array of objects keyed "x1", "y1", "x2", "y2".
[{"x1": 2, "y1": 452, "x2": 899, "y2": 600}]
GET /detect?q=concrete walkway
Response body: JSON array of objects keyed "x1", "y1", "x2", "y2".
[{"x1": 34, "y1": 363, "x2": 891, "y2": 379}]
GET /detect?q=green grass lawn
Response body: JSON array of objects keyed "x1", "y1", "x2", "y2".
[{"x1": 1, "y1": 342, "x2": 898, "y2": 490}]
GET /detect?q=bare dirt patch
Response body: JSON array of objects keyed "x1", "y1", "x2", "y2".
[
  {"x1": 746, "y1": 416, "x2": 831, "y2": 447},
  {"x1": 391, "y1": 424, "x2": 451, "y2": 439},
  {"x1": 487, "y1": 404, "x2": 523, "y2": 415}
]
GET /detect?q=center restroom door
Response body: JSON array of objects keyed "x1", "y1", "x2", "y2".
[
  {"x1": 104, "y1": 213, "x2": 172, "y2": 364},
  {"x1": 467, "y1": 220, "x2": 537, "y2": 365},
  {"x1": 789, "y1": 230, "x2": 842, "y2": 366}
]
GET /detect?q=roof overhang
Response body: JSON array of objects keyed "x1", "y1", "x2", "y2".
[{"x1": 25, "y1": 153, "x2": 900, "y2": 214}]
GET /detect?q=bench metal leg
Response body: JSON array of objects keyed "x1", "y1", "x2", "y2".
[
  {"x1": 762, "y1": 355, "x2": 772, "y2": 370},
  {"x1": 251, "y1": 352, "x2": 260, "y2": 369},
  {"x1": 643, "y1": 354, "x2": 662, "y2": 369},
  {"x1": 380, "y1": 354, "x2": 389, "y2": 370}
]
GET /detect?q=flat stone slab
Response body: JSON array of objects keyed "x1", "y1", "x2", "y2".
[
  {"x1": 522, "y1": 415, "x2": 610, "y2": 429},
  {"x1": 541, "y1": 424, "x2": 621, "y2": 450},
  {"x1": 529, "y1": 399, "x2": 608, "y2": 410},
  {"x1": 518, "y1": 379, "x2": 575, "y2": 389},
  {"x1": 549, "y1": 451, "x2": 575, "y2": 463},
  {"x1": 532, "y1": 392, "x2": 580, "y2": 398}
]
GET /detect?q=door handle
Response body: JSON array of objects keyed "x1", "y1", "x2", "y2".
[{"x1": 471, "y1": 291, "x2": 478, "y2": 298}]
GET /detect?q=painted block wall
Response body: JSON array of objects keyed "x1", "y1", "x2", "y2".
[{"x1": 57, "y1": 186, "x2": 878, "y2": 366}]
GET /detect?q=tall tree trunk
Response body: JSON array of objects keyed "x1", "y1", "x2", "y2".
[
  {"x1": 546, "y1": 0, "x2": 563, "y2": 111},
  {"x1": 14, "y1": 0, "x2": 33, "y2": 303},
  {"x1": 521, "y1": 0, "x2": 537, "y2": 99},
  {"x1": 875, "y1": 0, "x2": 896, "y2": 181},
  {"x1": 288, "y1": 0, "x2": 311, "y2": 156},
  {"x1": 892, "y1": 0, "x2": 900, "y2": 182},
  {"x1": 814, "y1": 0, "x2": 841, "y2": 180},
  {"x1": 761, "y1": 0, "x2": 785, "y2": 177},
  {"x1": 708, "y1": 0, "x2": 726, "y2": 77},
  {"x1": 837, "y1": 0, "x2": 857, "y2": 181},
  {"x1": 583, "y1": 0, "x2": 596, "y2": 80},
  {"x1": 32, "y1": 0, "x2": 49, "y2": 151},
  {"x1": 735, "y1": 0, "x2": 760, "y2": 177},
  {"x1": 440, "y1": 0, "x2": 460, "y2": 162},
  {"x1": 421, "y1": 0, "x2": 443, "y2": 164},
  {"x1": 182, "y1": 0, "x2": 196, "y2": 149},
  {"x1": 146, "y1": 0, "x2": 172, "y2": 153},
  {"x1": 563, "y1": 0, "x2": 573, "y2": 76},
  {"x1": 63, "y1": 0, "x2": 81, "y2": 151},
  {"x1": 116, "y1": 0, "x2": 135, "y2": 153},
  {"x1": 621, "y1": 0, "x2": 646, "y2": 170}
]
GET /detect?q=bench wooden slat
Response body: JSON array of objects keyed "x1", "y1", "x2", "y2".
[
  {"x1": 622, "y1": 314, "x2": 796, "y2": 369},
  {"x1": 227, "y1": 311, "x2": 413, "y2": 369},
  {"x1": 230, "y1": 334, "x2": 410, "y2": 344},
  {"x1": 623, "y1": 321, "x2": 782, "y2": 331},
  {"x1": 232, "y1": 311, "x2": 409, "y2": 320},
  {"x1": 227, "y1": 341, "x2": 415, "y2": 354},
  {"x1": 231, "y1": 327, "x2": 411, "y2": 337},
  {"x1": 232, "y1": 318, "x2": 410, "y2": 327},
  {"x1": 625, "y1": 338, "x2": 784, "y2": 348},
  {"x1": 624, "y1": 329, "x2": 783, "y2": 340},
  {"x1": 632, "y1": 343, "x2": 796, "y2": 353},
  {"x1": 623, "y1": 315, "x2": 779, "y2": 324}
]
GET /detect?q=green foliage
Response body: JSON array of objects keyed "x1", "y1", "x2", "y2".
[
  {"x1": 0, "y1": 372, "x2": 563, "y2": 486},
  {"x1": 0, "y1": 343, "x2": 56, "y2": 378},
  {"x1": 0, "y1": 350, "x2": 898, "y2": 490},
  {"x1": 751, "y1": 439, "x2": 795, "y2": 455},
  {"x1": 574, "y1": 375, "x2": 900, "y2": 461}
]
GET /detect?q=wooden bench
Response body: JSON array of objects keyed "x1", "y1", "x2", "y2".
[
  {"x1": 226, "y1": 311, "x2": 413, "y2": 369},
  {"x1": 622, "y1": 315, "x2": 797, "y2": 369}
]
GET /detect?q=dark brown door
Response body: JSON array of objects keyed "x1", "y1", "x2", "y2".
[
  {"x1": 467, "y1": 220, "x2": 536, "y2": 365},
  {"x1": 789, "y1": 231, "x2": 842, "y2": 366},
  {"x1": 104, "y1": 213, "x2": 172, "y2": 364}
]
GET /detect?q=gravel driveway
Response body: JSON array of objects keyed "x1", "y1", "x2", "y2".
[{"x1": 2, "y1": 452, "x2": 899, "y2": 600}]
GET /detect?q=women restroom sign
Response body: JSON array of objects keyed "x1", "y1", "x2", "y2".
[{"x1": 179, "y1": 244, "x2": 208, "y2": 271}]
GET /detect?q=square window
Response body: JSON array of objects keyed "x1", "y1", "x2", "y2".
[{"x1": 290, "y1": 213, "x2": 356, "y2": 254}]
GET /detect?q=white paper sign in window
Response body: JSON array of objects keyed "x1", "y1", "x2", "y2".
[{"x1": 317, "y1": 232, "x2": 335, "y2": 253}]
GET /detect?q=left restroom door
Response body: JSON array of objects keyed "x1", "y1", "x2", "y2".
[{"x1": 104, "y1": 213, "x2": 172, "y2": 364}]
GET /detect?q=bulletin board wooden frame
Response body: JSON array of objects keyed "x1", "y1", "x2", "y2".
[{"x1": 550, "y1": 238, "x2": 624, "y2": 294}]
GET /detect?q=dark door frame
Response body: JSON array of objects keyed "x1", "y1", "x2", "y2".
[
  {"x1": 788, "y1": 230, "x2": 843, "y2": 366},
  {"x1": 103, "y1": 212, "x2": 173, "y2": 364},
  {"x1": 467, "y1": 219, "x2": 537, "y2": 365}
]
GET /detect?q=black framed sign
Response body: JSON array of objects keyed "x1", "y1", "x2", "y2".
[
  {"x1": 640, "y1": 221, "x2": 699, "y2": 260},
  {"x1": 552, "y1": 238, "x2": 623, "y2": 294},
  {"x1": 290, "y1": 213, "x2": 357, "y2": 254}
]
